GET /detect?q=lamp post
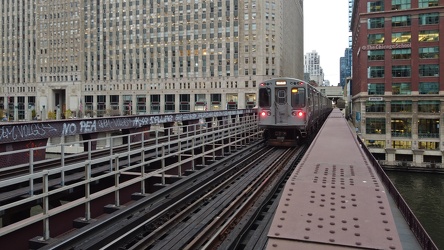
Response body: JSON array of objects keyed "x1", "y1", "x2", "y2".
[{"x1": 42, "y1": 105, "x2": 46, "y2": 121}]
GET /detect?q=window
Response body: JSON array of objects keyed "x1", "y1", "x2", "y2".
[
  {"x1": 392, "y1": 15, "x2": 410, "y2": 27},
  {"x1": 418, "y1": 100, "x2": 440, "y2": 113},
  {"x1": 419, "y1": 82, "x2": 439, "y2": 94},
  {"x1": 418, "y1": 119, "x2": 440, "y2": 138},
  {"x1": 391, "y1": 118, "x2": 412, "y2": 137},
  {"x1": 419, "y1": 47, "x2": 439, "y2": 59},
  {"x1": 368, "y1": 18, "x2": 385, "y2": 29},
  {"x1": 368, "y1": 83, "x2": 385, "y2": 95},
  {"x1": 392, "y1": 65, "x2": 411, "y2": 77},
  {"x1": 392, "y1": 0, "x2": 411, "y2": 10},
  {"x1": 368, "y1": 50, "x2": 384, "y2": 60},
  {"x1": 391, "y1": 100, "x2": 412, "y2": 112},
  {"x1": 368, "y1": 34, "x2": 384, "y2": 44},
  {"x1": 419, "y1": 13, "x2": 439, "y2": 25},
  {"x1": 366, "y1": 118, "x2": 386, "y2": 134},
  {"x1": 368, "y1": 66, "x2": 384, "y2": 78},
  {"x1": 391, "y1": 32, "x2": 411, "y2": 43},
  {"x1": 419, "y1": 30, "x2": 439, "y2": 42},
  {"x1": 291, "y1": 88, "x2": 306, "y2": 108},
  {"x1": 419, "y1": 0, "x2": 438, "y2": 8},
  {"x1": 368, "y1": 1, "x2": 384, "y2": 12},
  {"x1": 392, "y1": 82, "x2": 411, "y2": 95},
  {"x1": 392, "y1": 49, "x2": 411, "y2": 59},
  {"x1": 366, "y1": 101, "x2": 385, "y2": 112},
  {"x1": 419, "y1": 64, "x2": 439, "y2": 76}
]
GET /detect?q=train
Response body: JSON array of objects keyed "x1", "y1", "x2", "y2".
[{"x1": 258, "y1": 77, "x2": 332, "y2": 146}]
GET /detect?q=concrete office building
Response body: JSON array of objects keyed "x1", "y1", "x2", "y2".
[
  {"x1": 0, "y1": 0, "x2": 304, "y2": 119},
  {"x1": 304, "y1": 50, "x2": 324, "y2": 86},
  {"x1": 350, "y1": 0, "x2": 444, "y2": 168}
]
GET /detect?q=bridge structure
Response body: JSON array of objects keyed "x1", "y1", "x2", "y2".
[{"x1": 0, "y1": 109, "x2": 437, "y2": 249}]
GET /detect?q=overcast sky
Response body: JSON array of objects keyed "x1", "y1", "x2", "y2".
[{"x1": 304, "y1": 0, "x2": 351, "y2": 85}]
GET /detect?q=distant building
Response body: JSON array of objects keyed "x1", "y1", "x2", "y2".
[
  {"x1": 304, "y1": 50, "x2": 324, "y2": 86},
  {"x1": 350, "y1": 0, "x2": 444, "y2": 168},
  {"x1": 339, "y1": 48, "x2": 352, "y2": 87}
]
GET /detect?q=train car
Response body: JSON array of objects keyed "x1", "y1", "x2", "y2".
[{"x1": 258, "y1": 78, "x2": 332, "y2": 146}]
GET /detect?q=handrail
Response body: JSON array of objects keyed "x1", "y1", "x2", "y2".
[{"x1": 357, "y1": 136, "x2": 439, "y2": 250}]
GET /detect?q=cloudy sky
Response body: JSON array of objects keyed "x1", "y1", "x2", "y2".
[{"x1": 304, "y1": 0, "x2": 351, "y2": 85}]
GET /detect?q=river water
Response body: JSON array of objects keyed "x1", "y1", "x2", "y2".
[{"x1": 386, "y1": 171, "x2": 444, "y2": 249}]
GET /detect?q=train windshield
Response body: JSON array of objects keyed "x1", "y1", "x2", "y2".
[
  {"x1": 258, "y1": 88, "x2": 271, "y2": 107},
  {"x1": 291, "y1": 88, "x2": 305, "y2": 108}
]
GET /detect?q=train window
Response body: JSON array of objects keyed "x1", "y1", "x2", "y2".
[
  {"x1": 258, "y1": 88, "x2": 271, "y2": 107},
  {"x1": 276, "y1": 89, "x2": 287, "y2": 104},
  {"x1": 291, "y1": 88, "x2": 305, "y2": 108}
]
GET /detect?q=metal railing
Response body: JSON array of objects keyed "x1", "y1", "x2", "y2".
[
  {"x1": 0, "y1": 115, "x2": 261, "y2": 241},
  {"x1": 357, "y1": 136, "x2": 439, "y2": 250}
]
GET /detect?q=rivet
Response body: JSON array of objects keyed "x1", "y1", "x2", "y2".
[
  {"x1": 354, "y1": 225, "x2": 360, "y2": 228},
  {"x1": 280, "y1": 217, "x2": 285, "y2": 221},
  {"x1": 329, "y1": 230, "x2": 335, "y2": 234},
  {"x1": 342, "y1": 220, "x2": 347, "y2": 223},
  {"x1": 342, "y1": 227, "x2": 347, "y2": 231},
  {"x1": 277, "y1": 225, "x2": 283, "y2": 228},
  {"x1": 304, "y1": 236, "x2": 310, "y2": 239},
  {"x1": 305, "y1": 227, "x2": 310, "y2": 231},
  {"x1": 389, "y1": 246, "x2": 396, "y2": 249},
  {"x1": 329, "y1": 239, "x2": 335, "y2": 242},
  {"x1": 318, "y1": 225, "x2": 323, "y2": 228},
  {"x1": 275, "y1": 233, "x2": 280, "y2": 236},
  {"x1": 356, "y1": 242, "x2": 362, "y2": 246},
  {"x1": 387, "y1": 236, "x2": 393, "y2": 240},
  {"x1": 308, "y1": 213, "x2": 313, "y2": 216},
  {"x1": 385, "y1": 228, "x2": 390, "y2": 231},
  {"x1": 282, "y1": 210, "x2": 287, "y2": 214},
  {"x1": 306, "y1": 220, "x2": 312, "y2": 223},
  {"x1": 383, "y1": 220, "x2": 388, "y2": 223},
  {"x1": 355, "y1": 233, "x2": 360, "y2": 236},
  {"x1": 272, "y1": 243, "x2": 278, "y2": 247}
]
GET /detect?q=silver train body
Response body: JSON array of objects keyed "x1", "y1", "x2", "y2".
[{"x1": 258, "y1": 78, "x2": 332, "y2": 146}]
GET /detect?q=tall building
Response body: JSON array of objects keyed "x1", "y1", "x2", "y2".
[
  {"x1": 350, "y1": 0, "x2": 444, "y2": 168},
  {"x1": 0, "y1": 0, "x2": 304, "y2": 119},
  {"x1": 304, "y1": 50, "x2": 324, "y2": 86},
  {"x1": 339, "y1": 48, "x2": 352, "y2": 87}
]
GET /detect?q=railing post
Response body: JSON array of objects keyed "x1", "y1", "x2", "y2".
[
  {"x1": 161, "y1": 146, "x2": 166, "y2": 185},
  {"x1": 85, "y1": 160, "x2": 91, "y2": 221},
  {"x1": 42, "y1": 170, "x2": 50, "y2": 240},
  {"x1": 29, "y1": 148, "x2": 34, "y2": 195},
  {"x1": 61, "y1": 144, "x2": 65, "y2": 186},
  {"x1": 115, "y1": 154, "x2": 120, "y2": 207}
]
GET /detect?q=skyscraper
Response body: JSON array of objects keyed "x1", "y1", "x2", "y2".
[
  {"x1": 304, "y1": 50, "x2": 324, "y2": 86},
  {"x1": 0, "y1": 0, "x2": 304, "y2": 119}
]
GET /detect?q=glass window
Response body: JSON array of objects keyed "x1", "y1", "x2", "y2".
[
  {"x1": 366, "y1": 101, "x2": 385, "y2": 112},
  {"x1": 368, "y1": 66, "x2": 384, "y2": 78},
  {"x1": 418, "y1": 119, "x2": 439, "y2": 138},
  {"x1": 392, "y1": 15, "x2": 411, "y2": 27},
  {"x1": 368, "y1": 1, "x2": 384, "y2": 12},
  {"x1": 366, "y1": 140, "x2": 386, "y2": 148},
  {"x1": 392, "y1": 0, "x2": 411, "y2": 10},
  {"x1": 418, "y1": 100, "x2": 440, "y2": 113},
  {"x1": 392, "y1": 65, "x2": 411, "y2": 77},
  {"x1": 368, "y1": 33, "x2": 384, "y2": 44},
  {"x1": 392, "y1": 49, "x2": 411, "y2": 59},
  {"x1": 392, "y1": 32, "x2": 411, "y2": 43},
  {"x1": 368, "y1": 17, "x2": 385, "y2": 29},
  {"x1": 392, "y1": 82, "x2": 411, "y2": 95},
  {"x1": 291, "y1": 88, "x2": 306, "y2": 108},
  {"x1": 419, "y1": 30, "x2": 439, "y2": 42},
  {"x1": 419, "y1": 0, "x2": 438, "y2": 8},
  {"x1": 366, "y1": 118, "x2": 386, "y2": 134},
  {"x1": 419, "y1": 82, "x2": 439, "y2": 94},
  {"x1": 419, "y1": 47, "x2": 439, "y2": 59},
  {"x1": 258, "y1": 88, "x2": 271, "y2": 107},
  {"x1": 418, "y1": 142, "x2": 440, "y2": 150},
  {"x1": 391, "y1": 118, "x2": 412, "y2": 137},
  {"x1": 392, "y1": 141, "x2": 412, "y2": 149},
  {"x1": 419, "y1": 13, "x2": 439, "y2": 25},
  {"x1": 391, "y1": 100, "x2": 412, "y2": 112},
  {"x1": 368, "y1": 50, "x2": 385, "y2": 60},
  {"x1": 368, "y1": 83, "x2": 385, "y2": 95},
  {"x1": 419, "y1": 64, "x2": 439, "y2": 77}
]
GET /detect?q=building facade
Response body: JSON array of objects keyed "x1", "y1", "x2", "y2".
[
  {"x1": 350, "y1": 0, "x2": 444, "y2": 168},
  {"x1": 0, "y1": 0, "x2": 304, "y2": 119},
  {"x1": 304, "y1": 50, "x2": 324, "y2": 86}
]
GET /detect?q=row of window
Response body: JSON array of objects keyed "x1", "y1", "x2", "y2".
[
  {"x1": 368, "y1": 82, "x2": 439, "y2": 95},
  {"x1": 367, "y1": 0, "x2": 438, "y2": 12},
  {"x1": 368, "y1": 65, "x2": 439, "y2": 78},
  {"x1": 365, "y1": 100, "x2": 440, "y2": 112},
  {"x1": 368, "y1": 47, "x2": 439, "y2": 60},
  {"x1": 368, "y1": 12, "x2": 439, "y2": 29},
  {"x1": 366, "y1": 140, "x2": 439, "y2": 150},
  {"x1": 366, "y1": 117, "x2": 440, "y2": 139},
  {"x1": 368, "y1": 30, "x2": 439, "y2": 44}
]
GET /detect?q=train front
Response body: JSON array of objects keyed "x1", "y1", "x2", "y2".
[{"x1": 258, "y1": 78, "x2": 308, "y2": 146}]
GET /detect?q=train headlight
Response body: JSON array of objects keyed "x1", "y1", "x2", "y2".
[{"x1": 260, "y1": 110, "x2": 271, "y2": 117}]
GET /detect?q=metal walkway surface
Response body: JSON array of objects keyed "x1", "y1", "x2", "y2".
[{"x1": 267, "y1": 109, "x2": 433, "y2": 250}]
